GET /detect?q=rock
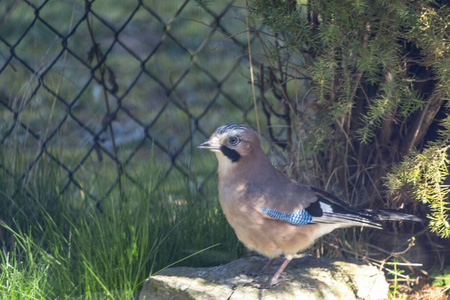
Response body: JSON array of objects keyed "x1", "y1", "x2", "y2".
[{"x1": 139, "y1": 256, "x2": 388, "y2": 300}]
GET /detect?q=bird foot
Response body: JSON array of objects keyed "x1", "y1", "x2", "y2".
[
  {"x1": 248, "y1": 277, "x2": 286, "y2": 289},
  {"x1": 255, "y1": 269, "x2": 274, "y2": 276},
  {"x1": 246, "y1": 258, "x2": 276, "y2": 276},
  {"x1": 246, "y1": 269, "x2": 273, "y2": 277}
]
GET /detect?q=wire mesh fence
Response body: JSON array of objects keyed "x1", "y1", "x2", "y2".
[{"x1": 0, "y1": 0, "x2": 265, "y2": 206}]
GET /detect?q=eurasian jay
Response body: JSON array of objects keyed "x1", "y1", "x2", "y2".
[{"x1": 198, "y1": 124, "x2": 422, "y2": 288}]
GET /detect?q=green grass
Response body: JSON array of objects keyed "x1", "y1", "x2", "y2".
[
  {"x1": 431, "y1": 267, "x2": 450, "y2": 290},
  {"x1": 387, "y1": 260, "x2": 407, "y2": 300},
  {"x1": 0, "y1": 145, "x2": 242, "y2": 299},
  {"x1": 0, "y1": 1, "x2": 286, "y2": 298}
]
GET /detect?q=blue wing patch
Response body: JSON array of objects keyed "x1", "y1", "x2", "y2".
[{"x1": 261, "y1": 207, "x2": 313, "y2": 225}]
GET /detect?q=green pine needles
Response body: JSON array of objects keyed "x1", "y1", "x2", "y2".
[
  {"x1": 386, "y1": 116, "x2": 450, "y2": 238},
  {"x1": 250, "y1": 0, "x2": 450, "y2": 236}
]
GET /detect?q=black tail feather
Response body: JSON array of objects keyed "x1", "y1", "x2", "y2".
[
  {"x1": 310, "y1": 187, "x2": 423, "y2": 228},
  {"x1": 365, "y1": 209, "x2": 424, "y2": 222}
]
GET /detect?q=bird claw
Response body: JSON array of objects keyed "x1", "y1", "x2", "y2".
[
  {"x1": 255, "y1": 269, "x2": 274, "y2": 276},
  {"x1": 245, "y1": 269, "x2": 273, "y2": 277},
  {"x1": 247, "y1": 258, "x2": 276, "y2": 276},
  {"x1": 247, "y1": 277, "x2": 285, "y2": 289}
]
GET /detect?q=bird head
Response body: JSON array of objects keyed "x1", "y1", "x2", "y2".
[{"x1": 198, "y1": 124, "x2": 262, "y2": 167}]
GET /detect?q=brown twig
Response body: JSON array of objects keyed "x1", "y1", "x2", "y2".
[
  {"x1": 258, "y1": 65, "x2": 288, "y2": 149},
  {"x1": 84, "y1": 0, "x2": 124, "y2": 206}
]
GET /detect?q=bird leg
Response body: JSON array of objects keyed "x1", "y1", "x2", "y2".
[
  {"x1": 251, "y1": 256, "x2": 293, "y2": 288},
  {"x1": 267, "y1": 256, "x2": 292, "y2": 286},
  {"x1": 255, "y1": 258, "x2": 276, "y2": 275}
]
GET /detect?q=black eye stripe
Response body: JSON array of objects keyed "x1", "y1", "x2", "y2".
[{"x1": 220, "y1": 145, "x2": 241, "y2": 163}]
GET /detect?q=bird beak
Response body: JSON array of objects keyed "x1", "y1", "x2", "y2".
[{"x1": 197, "y1": 140, "x2": 220, "y2": 150}]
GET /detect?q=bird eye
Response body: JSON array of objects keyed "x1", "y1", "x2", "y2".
[{"x1": 228, "y1": 136, "x2": 240, "y2": 145}]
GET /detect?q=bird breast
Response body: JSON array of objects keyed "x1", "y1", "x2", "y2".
[
  {"x1": 219, "y1": 181, "x2": 257, "y2": 217},
  {"x1": 217, "y1": 178, "x2": 330, "y2": 258}
]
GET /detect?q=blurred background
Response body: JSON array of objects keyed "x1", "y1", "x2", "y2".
[{"x1": 0, "y1": 0, "x2": 263, "y2": 200}]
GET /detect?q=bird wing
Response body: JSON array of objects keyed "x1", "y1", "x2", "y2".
[
  {"x1": 257, "y1": 180, "x2": 381, "y2": 229},
  {"x1": 307, "y1": 187, "x2": 382, "y2": 229}
]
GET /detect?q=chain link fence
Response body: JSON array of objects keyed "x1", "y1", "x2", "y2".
[{"x1": 0, "y1": 0, "x2": 267, "y2": 206}]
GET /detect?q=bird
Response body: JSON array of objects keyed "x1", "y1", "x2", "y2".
[{"x1": 198, "y1": 124, "x2": 422, "y2": 288}]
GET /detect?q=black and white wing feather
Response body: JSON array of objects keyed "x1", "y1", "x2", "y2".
[
  {"x1": 307, "y1": 187, "x2": 422, "y2": 228},
  {"x1": 260, "y1": 186, "x2": 422, "y2": 229},
  {"x1": 306, "y1": 187, "x2": 382, "y2": 229}
]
